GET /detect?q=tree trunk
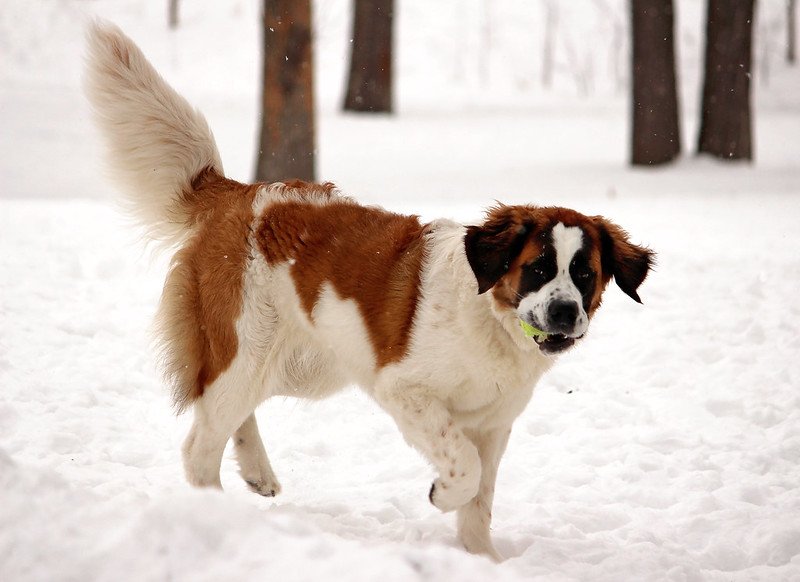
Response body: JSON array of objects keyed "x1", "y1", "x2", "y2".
[
  {"x1": 255, "y1": 0, "x2": 316, "y2": 182},
  {"x1": 541, "y1": 0, "x2": 558, "y2": 89},
  {"x1": 343, "y1": 0, "x2": 394, "y2": 113},
  {"x1": 697, "y1": 0, "x2": 756, "y2": 161},
  {"x1": 789, "y1": 0, "x2": 797, "y2": 64},
  {"x1": 630, "y1": 0, "x2": 681, "y2": 166},
  {"x1": 168, "y1": 0, "x2": 179, "y2": 29}
]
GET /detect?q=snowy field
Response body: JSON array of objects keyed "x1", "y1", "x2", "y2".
[{"x1": 2, "y1": 1, "x2": 800, "y2": 580}]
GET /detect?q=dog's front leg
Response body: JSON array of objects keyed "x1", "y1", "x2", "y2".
[
  {"x1": 374, "y1": 383, "x2": 481, "y2": 513},
  {"x1": 456, "y1": 426, "x2": 512, "y2": 562}
]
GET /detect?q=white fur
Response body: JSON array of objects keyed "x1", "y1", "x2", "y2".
[
  {"x1": 517, "y1": 223, "x2": 589, "y2": 337},
  {"x1": 84, "y1": 21, "x2": 223, "y2": 249}
]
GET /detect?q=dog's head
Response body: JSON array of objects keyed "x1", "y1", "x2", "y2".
[{"x1": 465, "y1": 205, "x2": 654, "y2": 355}]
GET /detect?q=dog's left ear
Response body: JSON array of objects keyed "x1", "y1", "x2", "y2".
[
  {"x1": 465, "y1": 206, "x2": 532, "y2": 294},
  {"x1": 594, "y1": 217, "x2": 655, "y2": 304}
]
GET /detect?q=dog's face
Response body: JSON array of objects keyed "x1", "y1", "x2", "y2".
[{"x1": 465, "y1": 205, "x2": 654, "y2": 355}]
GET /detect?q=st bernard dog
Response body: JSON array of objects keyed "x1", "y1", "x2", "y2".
[{"x1": 86, "y1": 22, "x2": 654, "y2": 561}]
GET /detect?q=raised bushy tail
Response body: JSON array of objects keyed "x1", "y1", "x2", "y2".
[{"x1": 84, "y1": 21, "x2": 224, "y2": 247}]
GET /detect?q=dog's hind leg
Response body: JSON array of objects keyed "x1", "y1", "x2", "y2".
[
  {"x1": 233, "y1": 412, "x2": 281, "y2": 497},
  {"x1": 182, "y1": 405, "x2": 229, "y2": 489},
  {"x1": 182, "y1": 364, "x2": 263, "y2": 489}
]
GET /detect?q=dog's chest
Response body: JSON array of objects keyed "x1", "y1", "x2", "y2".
[
  {"x1": 391, "y1": 320, "x2": 547, "y2": 429},
  {"x1": 447, "y1": 351, "x2": 547, "y2": 427}
]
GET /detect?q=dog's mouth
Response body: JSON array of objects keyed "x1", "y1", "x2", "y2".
[
  {"x1": 518, "y1": 318, "x2": 584, "y2": 355},
  {"x1": 533, "y1": 332, "x2": 581, "y2": 355}
]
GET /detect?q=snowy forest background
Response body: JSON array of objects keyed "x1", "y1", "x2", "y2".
[{"x1": 1, "y1": 1, "x2": 799, "y2": 580}]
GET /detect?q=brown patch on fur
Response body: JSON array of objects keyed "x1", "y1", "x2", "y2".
[
  {"x1": 579, "y1": 224, "x2": 609, "y2": 315},
  {"x1": 256, "y1": 195, "x2": 427, "y2": 368},
  {"x1": 157, "y1": 169, "x2": 261, "y2": 412},
  {"x1": 491, "y1": 237, "x2": 543, "y2": 308},
  {"x1": 593, "y1": 216, "x2": 655, "y2": 304},
  {"x1": 278, "y1": 179, "x2": 338, "y2": 196},
  {"x1": 464, "y1": 205, "x2": 536, "y2": 294}
]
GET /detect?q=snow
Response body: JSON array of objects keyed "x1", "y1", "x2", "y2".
[{"x1": 1, "y1": 0, "x2": 799, "y2": 580}]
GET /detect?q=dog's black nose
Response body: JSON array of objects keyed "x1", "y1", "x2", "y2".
[{"x1": 547, "y1": 300, "x2": 578, "y2": 333}]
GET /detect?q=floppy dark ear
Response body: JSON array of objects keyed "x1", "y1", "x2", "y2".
[
  {"x1": 594, "y1": 217, "x2": 655, "y2": 303},
  {"x1": 464, "y1": 206, "x2": 532, "y2": 294}
]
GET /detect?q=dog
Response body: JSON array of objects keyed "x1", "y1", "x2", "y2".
[{"x1": 85, "y1": 22, "x2": 654, "y2": 561}]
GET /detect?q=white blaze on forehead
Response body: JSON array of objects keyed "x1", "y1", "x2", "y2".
[
  {"x1": 516, "y1": 222, "x2": 589, "y2": 338},
  {"x1": 552, "y1": 223, "x2": 583, "y2": 272}
]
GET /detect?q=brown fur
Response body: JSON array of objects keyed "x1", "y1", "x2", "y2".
[
  {"x1": 255, "y1": 195, "x2": 427, "y2": 368},
  {"x1": 157, "y1": 170, "x2": 261, "y2": 412},
  {"x1": 593, "y1": 216, "x2": 655, "y2": 304},
  {"x1": 581, "y1": 222, "x2": 610, "y2": 314},
  {"x1": 464, "y1": 205, "x2": 536, "y2": 294},
  {"x1": 491, "y1": 238, "x2": 543, "y2": 308}
]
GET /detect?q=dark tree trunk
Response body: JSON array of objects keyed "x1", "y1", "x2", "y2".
[
  {"x1": 255, "y1": 0, "x2": 315, "y2": 182},
  {"x1": 630, "y1": 0, "x2": 681, "y2": 166},
  {"x1": 789, "y1": 0, "x2": 797, "y2": 64},
  {"x1": 697, "y1": 0, "x2": 756, "y2": 161},
  {"x1": 343, "y1": 0, "x2": 394, "y2": 113},
  {"x1": 168, "y1": 0, "x2": 179, "y2": 29}
]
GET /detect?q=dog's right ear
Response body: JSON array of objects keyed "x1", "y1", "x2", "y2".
[{"x1": 464, "y1": 205, "x2": 532, "y2": 294}]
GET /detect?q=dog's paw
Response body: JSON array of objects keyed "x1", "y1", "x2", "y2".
[
  {"x1": 463, "y1": 538, "x2": 503, "y2": 563},
  {"x1": 458, "y1": 515, "x2": 503, "y2": 562},
  {"x1": 245, "y1": 478, "x2": 282, "y2": 497},
  {"x1": 428, "y1": 476, "x2": 478, "y2": 513}
]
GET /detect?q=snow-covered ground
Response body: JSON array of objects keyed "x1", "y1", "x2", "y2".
[{"x1": 1, "y1": 1, "x2": 799, "y2": 580}]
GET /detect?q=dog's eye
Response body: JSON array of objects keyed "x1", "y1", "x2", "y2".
[
  {"x1": 520, "y1": 258, "x2": 555, "y2": 294},
  {"x1": 570, "y1": 255, "x2": 594, "y2": 289}
]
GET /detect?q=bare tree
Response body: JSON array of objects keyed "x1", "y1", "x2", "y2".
[
  {"x1": 697, "y1": 0, "x2": 756, "y2": 161},
  {"x1": 168, "y1": 0, "x2": 179, "y2": 29},
  {"x1": 541, "y1": 0, "x2": 558, "y2": 89},
  {"x1": 343, "y1": 0, "x2": 394, "y2": 113},
  {"x1": 756, "y1": 16, "x2": 780, "y2": 87},
  {"x1": 478, "y1": 0, "x2": 492, "y2": 86},
  {"x1": 255, "y1": 0, "x2": 315, "y2": 182},
  {"x1": 789, "y1": 0, "x2": 797, "y2": 64},
  {"x1": 630, "y1": 0, "x2": 681, "y2": 165},
  {"x1": 593, "y1": 0, "x2": 627, "y2": 94}
]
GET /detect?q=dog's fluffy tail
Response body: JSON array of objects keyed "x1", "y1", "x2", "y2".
[{"x1": 84, "y1": 21, "x2": 224, "y2": 248}]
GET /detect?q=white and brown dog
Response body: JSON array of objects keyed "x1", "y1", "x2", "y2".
[{"x1": 86, "y1": 23, "x2": 654, "y2": 561}]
